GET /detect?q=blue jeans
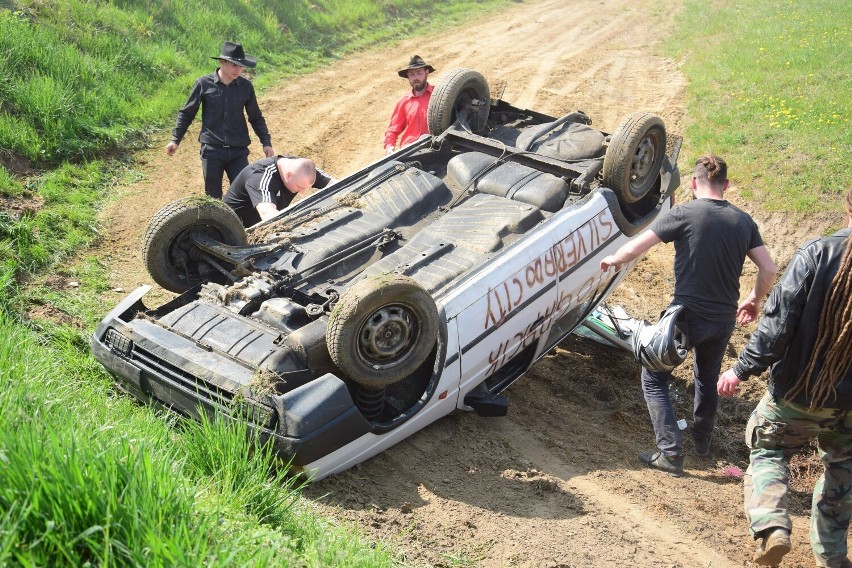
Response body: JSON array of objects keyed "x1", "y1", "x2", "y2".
[
  {"x1": 200, "y1": 144, "x2": 250, "y2": 199},
  {"x1": 641, "y1": 312, "x2": 735, "y2": 456}
]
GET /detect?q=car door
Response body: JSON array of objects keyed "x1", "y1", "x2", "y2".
[
  {"x1": 544, "y1": 194, "x2": 622, "y2": 351},
  {"x1": 446, "y1": 224, "x2": 561, "y2": 401}
]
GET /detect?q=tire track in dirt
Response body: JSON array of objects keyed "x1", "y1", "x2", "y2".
[{"x1": 489, "y1": 418, "x2": 740, "y2": 568}]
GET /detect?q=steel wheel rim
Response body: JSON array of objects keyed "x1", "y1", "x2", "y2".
[
  {"x1": 358, "y1": 303, "x2": 419, "y2": 368},
  {"x1": 630, "y1": 134, "x2": 658, "y2": 194}
]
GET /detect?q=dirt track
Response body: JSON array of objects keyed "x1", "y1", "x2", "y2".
[{"x1": 97, "y1": 0, "x2": 847, "y2": 566}]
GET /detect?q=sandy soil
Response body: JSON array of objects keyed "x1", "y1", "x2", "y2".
[{"x1": 91, "y1": 0, "x2": 848, "y2": 566}]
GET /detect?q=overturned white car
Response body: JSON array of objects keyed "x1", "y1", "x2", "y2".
[{"x1": 92, "y1": 68, "x2": 680, "y2": 480}]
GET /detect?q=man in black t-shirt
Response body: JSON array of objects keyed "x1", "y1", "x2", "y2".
[
  {"x1": 600, "y1": 155, "x2": 777, "y2": 475},
  {"x1": 224, "y1": 155, "x2": 336, "y2": 227}
]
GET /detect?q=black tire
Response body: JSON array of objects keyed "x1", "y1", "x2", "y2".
[
  {"x1": 427, "y1": 68, "x2": 490, "y2": 135},
  {"x1": 602, "y1": 112, "x2": 666, "y2": 204},
  {"x1": 327, "y1": 274, "x2": 439, "y2": 388},
  {"x1": 142, "y1": 197, "x2": 247, "y2": 293}
]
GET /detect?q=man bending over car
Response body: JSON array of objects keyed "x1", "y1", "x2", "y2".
[{"x1": 224, "y1": 156, "x2": 337, "y2": 227}]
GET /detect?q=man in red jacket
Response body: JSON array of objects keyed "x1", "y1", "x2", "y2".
[{"x1": 383, "y1": 55, "x2": 435, "y2": 154}]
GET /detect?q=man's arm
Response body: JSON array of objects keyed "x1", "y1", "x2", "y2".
[
  {"x1": 255, "y1": 202, "x2": 279, "y2": 221},
  {"x1": 166, "y1": 79, "x2": 203, "y2": 155},
  {"x1": 719, "y1": 249, "x2": 811, "y2": 397},
  {"x1": 313, "y1": 167, "x2": 337, "y2": 189},
  {"x1": 736, "y1": 245, "x2": 777, "y2": 325},
  {"x1": 244, "y1": 83, "x2": 274, "y2": 154},
  {"x1": 599, "y1": 229, "x2": 662, "y2": 271},
  {"x1": 383, "y1": 98, "x2": 407, "y2": 154},
  {"x1": 243, "y1": 164, "x2": 279, "y2": 222}
]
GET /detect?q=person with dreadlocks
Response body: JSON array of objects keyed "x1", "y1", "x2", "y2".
[{"x1": 718, "y1": 187, "x2": 852, "y2": 567}]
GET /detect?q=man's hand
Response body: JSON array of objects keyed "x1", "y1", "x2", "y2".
[
  {"x1": 263, "y1": 145, "x2": 275, "y2": 158},
  {"x1": 717, "y1": 369, "x2": 743, "y2": 397},
  {"x1": 736, "y1": 297, "x2": 760, "y2": 325},
  {"x1": 165, "y1": 141, "x2": 179, "y2": 156},
  {"x1": 600, "y1": 255, "x2": 622, "y2": 271},
  {"x1": 385, "y1": 145, "x2": 395, "y2": 155},
  {"x1": 599, "y1": 230, "x2": 661, "y2": 273},
  {"x1": 255, "y1": 202, "x2": 279, "y2": 222}
]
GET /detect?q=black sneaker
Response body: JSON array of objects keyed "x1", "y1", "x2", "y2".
[
  {"x1": 753, "y1": 527, "x2": 791, "y2": 565},
  {"x1": 638, "y1": 450, "x2": 684, "y2": 477},
  {"x1": 693, "y1": 435, "x2": 711, "y2": 458}
]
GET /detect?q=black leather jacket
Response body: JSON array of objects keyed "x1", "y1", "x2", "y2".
[{"x1": 733, "y1": 228, "x2": 851, "y2": 409}]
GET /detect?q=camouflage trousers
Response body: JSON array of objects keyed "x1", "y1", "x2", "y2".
[{"x1": 744, "y1": 392, "x2": 852, "y2": 567}]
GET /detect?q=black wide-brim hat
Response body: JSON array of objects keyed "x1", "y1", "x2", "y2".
[
  {"x1": 397, "y1": 55, "x2": 435, "y2": 78},
  {"x1": 211, "y1": 41, "x2": 257, "y2": 68}
]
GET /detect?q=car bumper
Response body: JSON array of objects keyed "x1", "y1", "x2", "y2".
[{"x1": 91, "y1": 287, "x2": 371, "y2": 466}]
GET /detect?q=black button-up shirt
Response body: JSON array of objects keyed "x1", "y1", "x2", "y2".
[{"x1": 171, "y1": 70, "x2": 272, "y2": 149}]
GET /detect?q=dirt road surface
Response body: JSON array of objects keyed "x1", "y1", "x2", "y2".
[{"x1": 95, "y1": 0, "x2": 847, "y2": 566}]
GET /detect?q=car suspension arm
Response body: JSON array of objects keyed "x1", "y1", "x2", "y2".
[{"x1": 187, "y1": 232, "x2": 288, "y2": 278}]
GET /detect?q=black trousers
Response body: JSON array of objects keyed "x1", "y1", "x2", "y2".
[
  {"x1": 641, "y1": 313, "x2": 735, "y2": 456},
  {"x1": 200, "y1": 144, "x2": 250, "y2": 199}
]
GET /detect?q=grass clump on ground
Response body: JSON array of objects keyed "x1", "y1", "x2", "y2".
[{"x1": 665, "y1": 0, "x2": 851, "y2": 212}]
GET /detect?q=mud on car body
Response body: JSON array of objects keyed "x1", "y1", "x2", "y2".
[{"x1": 92, "y1": 68, "x2": 681, "y2": 480}]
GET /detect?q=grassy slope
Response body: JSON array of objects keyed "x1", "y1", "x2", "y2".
[
  {"x1": 1, "y1": 313, "x2": 394, "y2": 565},
  {"x1": 665, "y1": 0, "x2": 851, "y2": 213},
  {"x1": 0, "y1": 0, "x2": 502, "y2": 168}
]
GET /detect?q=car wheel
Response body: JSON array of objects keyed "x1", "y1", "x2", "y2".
[
  {"x1": 427, "y1": 68, "x2": 490, "y2": 135},
  {"x1": 142, "y1": 197, "x2": 247, "y2": 293},
  {"x1": 327, "y1": 274, "x2": 439, "y2": 388},
  {"x1": 602, "y1": 112, "x2": 666, "y2": 204}
]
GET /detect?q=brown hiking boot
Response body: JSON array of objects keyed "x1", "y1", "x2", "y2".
[
  {"x1": 638, "y1": 450, "x2": 684, "y2": 477},
  {"x1": 753, "y1": 527, "x2": 791, "y2": 565}
]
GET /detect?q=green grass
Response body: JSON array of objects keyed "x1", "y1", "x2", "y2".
[
  {"x1": 0, "y1": 161, "x2": 118, "y2": 311},
  {"x1": 665, "y1": 0, "x2": 851, "y2": 212},
  {"x1": 0, "y1": 0, "x2": 509, "y2": 177},
  {"x1": 0, "y1": 312, "x2": 394, "y2": 566}
]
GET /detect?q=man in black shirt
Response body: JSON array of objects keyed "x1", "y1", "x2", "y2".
[
  {"x1": 224, "y1": 156, "x2": 336, "y2": 227},
  {"x1": 600, "y1": 155, "x2": 777, "y2": 475},
  {"x1": 166, "y1": 41, "x2": 275, "y2": 199}
]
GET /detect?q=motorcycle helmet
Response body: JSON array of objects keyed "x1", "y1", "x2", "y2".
[{"x1": 631, "y1": 305, "x2": 689, "y2": 372}]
